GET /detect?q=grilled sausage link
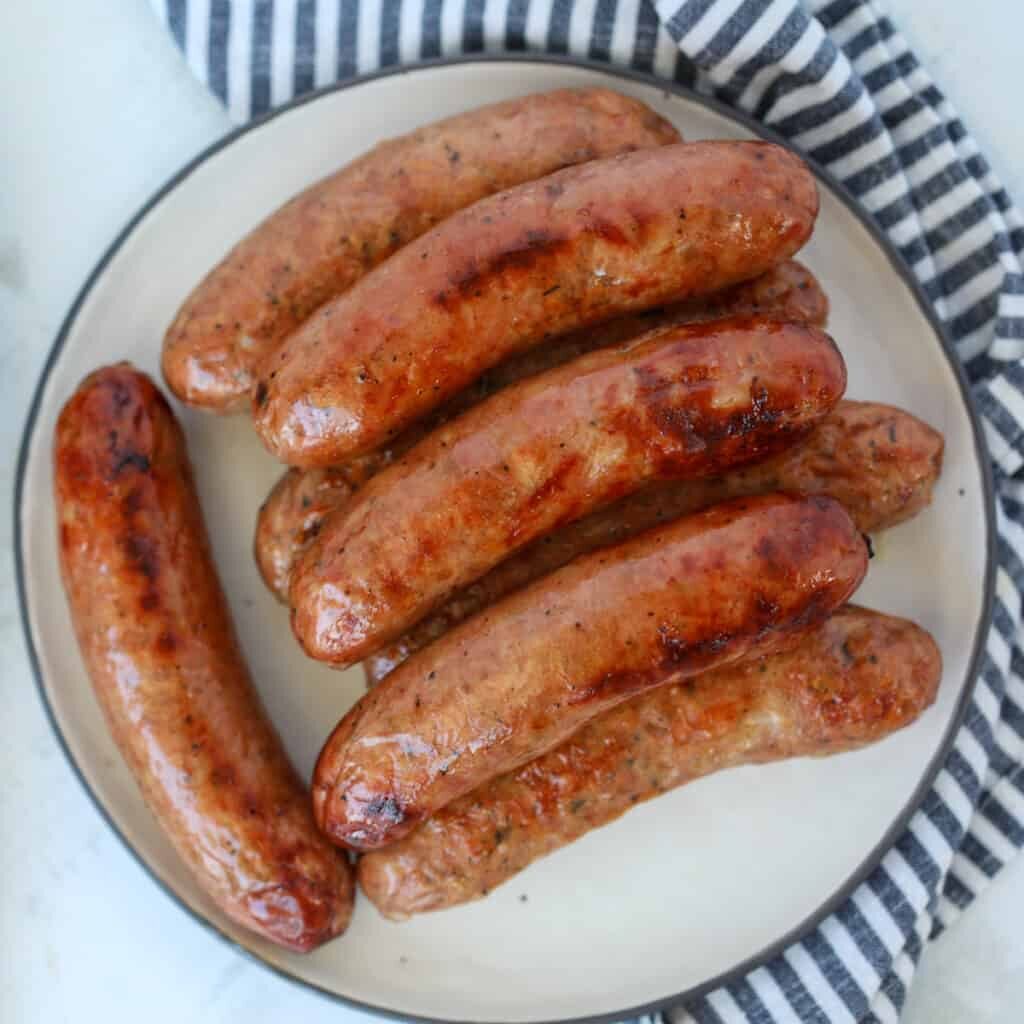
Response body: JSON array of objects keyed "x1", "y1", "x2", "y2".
[
  {"x1": 255, "y1": 260, "x2": 828, "y2": 602},
  {"x1": 313, "y1": 494, "x2": 868, "y2": 851},
  {"x1": 358, "y1": 606, "x2": 940, "y2": 917},
  {"x1": 365, "y1": 400, "x2": 943, "y2": 683},
  {"x1": 290, "y1": 318, "x2": 846, "y2": 668},
  {"x1": 54, "y1": 365, "x2": 353, "y2": 952},
  {"x1": 162, "y1": 88, "x2": 679, "y2": 411},
  {"x1": 253, "y1": 141, "x2": 819, "y2": 466}
]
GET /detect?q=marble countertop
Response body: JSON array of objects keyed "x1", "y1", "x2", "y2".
[{"x1": 2, "y1": 2, "x2": 1022, "y2": 1021}]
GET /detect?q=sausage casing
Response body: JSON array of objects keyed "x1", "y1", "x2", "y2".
[
  {"x1": 162, "y1": 88, "x2": 679, "y2": 411},
  {"x1": 358, "y1": 606, "x2": 941, "y2": 917},
  {"x1": 54, "y1": 365, "x2": 353, "y2": 952},
  {"x1": 255, "y1": 260, "x2": 828, "y2": 602},
  {"x1": 290, "y1": 317, "x2": 846, "y2": 667},
  {"x1": 365, "y1": 400, "x2": 943, "y2": 682},
  {"x1": 312, "y1": 494, "x2": 868, "y2": 851},
  {"x1": 253, "y1": 141, "x2": 819, "y2": 466}
]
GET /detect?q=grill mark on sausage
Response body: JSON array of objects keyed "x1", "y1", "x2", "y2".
[
  {"x1": 565, "y1": 575, "x2": 851, "y2": 710},
  {"x1": 103, "y1": 408, "x2": 153, "y2": 480},
  {"x1": 629, "y1": 358, "x2": 796, "y2": 468},
  {"x1": 509, "y1": 454, "x2": 583, "y2": 543},
  {"x1": 121, "y1": 534, "x2": 159, "y2": 582},
  {"x1": 442, "y1": 229, "x2": 570, "y2": 305},
  {"x1": 729, "y1": 381, "x2": 783, "y2": 437},
  {"x1": 631, "y1": 363, "x2": 706, "y2": 454},
  {"x1": 110, "y1": 447, "x2": 152, "y2": 477}
]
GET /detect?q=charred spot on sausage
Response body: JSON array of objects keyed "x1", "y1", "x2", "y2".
[
  {"x1": 112, "y1": 450, "x2": 151, "y2": 477},
  {"x1": 366, "y1": 795, "x2": 405, "y2": 825},
  {"x1": 121, "y1": 533, "x2": 160, "y2": 582}
]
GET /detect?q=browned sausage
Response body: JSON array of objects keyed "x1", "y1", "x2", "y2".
[
  {"x1": 162, "y1": 88, "x2": 680, "y2": 412},
  {"x1": 365, "y1": 400, "x2": 944, "y2": 682},
  {"x1": 255, "y1": 260, "x2": 828, "y2": 601},
  {"x1": 358, "y1": 606, "x2": 940, "y2": 917},
  {"x1": 253, "y1": 141, "x2": 819, "y2": 466},
  {"x1": 290, "y1": 318, "x2": 846, "y2": 668},
  {"x1": 312, "y1": 494, "x2": 868, "y2": 851},
  {"x1": 54, "y1": 365, "x2": 353, "y2": 952}
]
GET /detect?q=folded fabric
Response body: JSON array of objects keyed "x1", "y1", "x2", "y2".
[{"x1": 149, "y1": 1, "x2": 1024, "y2": 1020}]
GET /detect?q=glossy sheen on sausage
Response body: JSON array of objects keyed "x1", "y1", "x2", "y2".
[
  {"x1": 358, "y1": 606, "x2": 940, "y2": 917},
  {"x1": 255, "y1": 260, "x2": 828, "y2": 602},
  {"x1": 54, "y1": 365, "x2": 353, "y2": 952},
  {"x1": 364, "y1": 400, "x2": 943, "y2": 682},
  {"x1": 253, "y1": 141, "x2": 819, "y2": 466},
  {"x1": 290, "y1": 318, "x2": 846, "y2": 667},
  {"x1": 162, "y1": 88, "x2": 679, "y2": 411},
  {"x1": 312, "y1": 494, "x2": 868, "y2": 851}
]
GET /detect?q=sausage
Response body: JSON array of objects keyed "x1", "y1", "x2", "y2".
[
  {"x1": 365, "y1": 400, "x2": 944, "y2": 682},
  {"x1": 253, "y1": 141, "x2": 819, "y2": 466},
  {"x1": 290, "y1": 317, "x2": 846, "y2": 667},
  {"x1": 54, "y1": 365, "x2": 353, "y2": 952},
  {"x1": 358, "y1": 606, "x2": 940, "y2": 917},
  {"x1": 312, "y1": 493, "x2": 868, "y2": 851},
  {"x1": 257, "y1": 461, "x2": 382, "y2": 606},
  {"x1": 162, "y1": 88, "x2": 680, "y2": 411},
  {"x1": 255, "y1": 260, "x2": 828, "y2": 601}
]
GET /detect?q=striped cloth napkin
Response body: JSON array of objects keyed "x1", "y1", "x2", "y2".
[{"x1": 149, "y1": 1, "x2": 1024, "y2": 1020}]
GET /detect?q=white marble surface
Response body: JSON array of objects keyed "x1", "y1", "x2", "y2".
[{"x1": 2, "y1": 1, "x2": 1022, "y2": 1021}]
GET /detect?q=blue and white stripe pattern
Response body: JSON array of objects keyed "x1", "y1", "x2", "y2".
[{"x1": 149, "y1": 1, "x2": 1024, "y2": 1020}]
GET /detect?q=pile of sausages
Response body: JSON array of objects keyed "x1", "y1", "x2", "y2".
[{"x1": 55, "y1": 88, "x2": 944, "y2": 952}]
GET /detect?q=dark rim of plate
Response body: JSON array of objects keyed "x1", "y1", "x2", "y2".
[{"x1": 14, "y1": 54, "x2": 998, "y2": 1024}]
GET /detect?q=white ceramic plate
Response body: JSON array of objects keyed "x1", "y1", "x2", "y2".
[{"x1": 16, "y1": 57, "x2": 995, "y2": 1024}]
